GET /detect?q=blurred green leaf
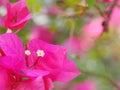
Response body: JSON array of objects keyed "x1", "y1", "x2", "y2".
[
  {"x1": 26, "y1": 0, "x2": 41, "y2": 12},
  {"x1": 64, "y1": 0, "x2": 80, "y2": 7},
  {"x1": 86, "y1": 0, "x2": 96, "y2": 7}
]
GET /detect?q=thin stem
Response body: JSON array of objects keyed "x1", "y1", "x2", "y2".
[
  {"x1": 94, "y1": 4, "x2": 105, "y2": 18},
  {"x1": 24, "y1": 44, "x2": 29, "y2": 67},
  {"x1": 103, "y1": 0, "x2": 118, "y2": 32}
]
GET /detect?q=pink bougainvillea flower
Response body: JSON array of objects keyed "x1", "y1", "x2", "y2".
[
  {"x1": 82, "y1": 18, "x2": 103, "y2": 39},
  {"x1": 0, "y1": 33, "x2": 52, "y2": 90},
  {"x1": 72, "y1": 79, "x2": 96, "y2": 90},
  {"x1": 30, "y1": 26, "x2": 55, "y2": 43},
  {"x1": 0, "y1": 33, "x2": 80, "y2": 89},
  {"x1": 5, "y1": 0, "x2": 32, "y2": 30}
]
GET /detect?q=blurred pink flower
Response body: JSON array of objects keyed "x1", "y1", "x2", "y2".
[
  {"x1": 109, "y1": 6, "x2": 120, "y2": 28},
  {"x1": 5, "y1": 0, "x2": 32, "y2": 30},
  {"x1": 30, "y1": 26, "x2": 55, "y2": 43},
  {"x1": 72, "y1": 79, "x2": 96, "y2": 90},
  {"x1": 48, "y1": 5, "x2": 61, "y2": 16},
  {"x1": 63, "y1": 36, "x2": 94, "y2": 56},
  {"x1": 63, "y1": 37, "x2": 82, "y2": 54},
  {"x1": 99, "y1": 0, "x2": 113, "y2": 3},
  {"x1": 82, "y1": 18, "x2": 103, "y2": 39},
  {"x1": 0, "y1": 17, "x2": 4, "y2": 27},
  {"x1": 0, "y1": 0, "x2": 8, "y2": 6},
  {"x1": 0, "y1": 33, "x2": 80, "y2": 89}
]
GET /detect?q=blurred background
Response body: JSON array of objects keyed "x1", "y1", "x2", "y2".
[{"x1": 1, "y1": 0, "x2": 120, "y2": 90}]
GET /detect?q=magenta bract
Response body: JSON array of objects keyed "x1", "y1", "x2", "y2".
[{"x1": 5, "y1": 0, "x2": 32, "y2": 30}]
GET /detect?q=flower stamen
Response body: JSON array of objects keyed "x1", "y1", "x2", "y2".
[
  {"x1": 36, "y1": 49, "x2": 45, "y2": 57},
  {"x1": 25, "y1": 50, "x2": 31, "y2": 56}
]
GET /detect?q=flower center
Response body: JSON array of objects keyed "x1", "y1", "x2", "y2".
[
  {"x1": 36, "y1": 49, "x2": 45, "y2": 57},
  {"x1": 25, "y1": 50, "x2": 31, "y2": 56}
]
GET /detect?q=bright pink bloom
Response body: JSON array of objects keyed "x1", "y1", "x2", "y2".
[
  {"x1": 30, "y1": 26, "x2": 55, "y2": 43},
  {"x1": 72, "y1": 79, "x2": 96, "y2": 90},
  {"x1": 0, "y1": 33, "x2": 80, "y2": 89},
  {"x1": 5, "y1": 0, "x2": 32, "y2": 30},
  {"x1": 0, "y1": 33, "x2": 52, "y2": 90},
  {"x1": 82, "y1": 18, "x2": 103, "y2": 39}
]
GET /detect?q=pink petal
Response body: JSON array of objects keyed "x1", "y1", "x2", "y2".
[
  {"x1": 0, "y1": 33, "x2": 25, "y2": 60},
  {"x1": 44, "y1": 77, "x2": 54, "y2": 90},
  {"x1": 23, "y1": 69, "x2": 49, "y2": 77},
  {"x1": 56, "y1": 59, "x2": 80, "y2": 82},
  {"x1": 0, "y1": 69, "x2": 12, "y2": 90},
  {"x1": 27, "y1": 39, "x2": 67, "y2": 81},
  {"x1": 0, "y1": 56, "x2": 25, "y2": 72},
  {"x1": 15, "y1": 77, "x2": 47, "y2": 90}
]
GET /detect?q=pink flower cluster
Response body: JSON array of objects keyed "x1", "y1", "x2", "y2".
[{"x1": 0, "y1": 0, "x2": 80, "y2": 90}]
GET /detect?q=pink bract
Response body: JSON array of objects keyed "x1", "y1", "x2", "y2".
[
  {"x1": 27, "y1": 38, "x2": 80, "y2": 82},
  {"x1": 0, "y1": 33, "x2": 80, "y2": 89},
  {"x1": 5, "y1": 0, "x2": 32, "y2": 30}
]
